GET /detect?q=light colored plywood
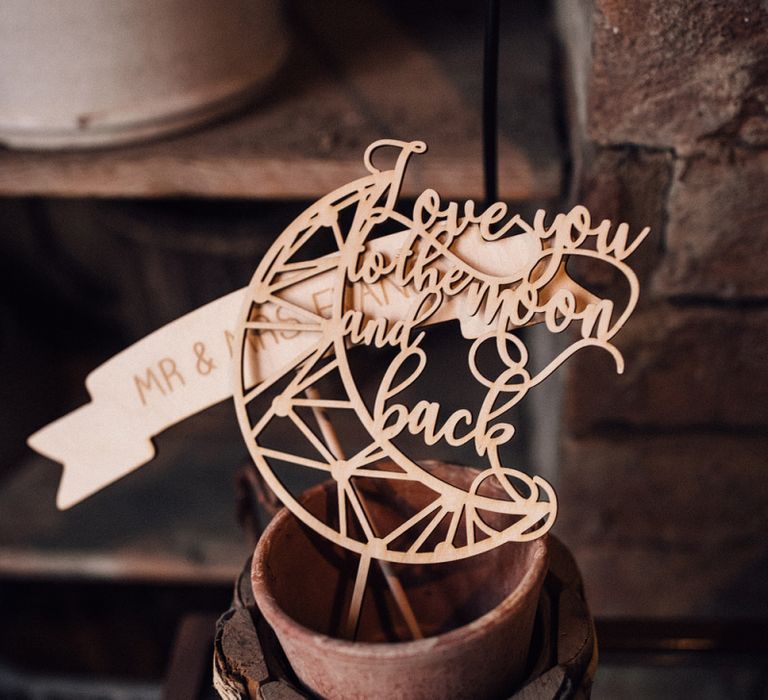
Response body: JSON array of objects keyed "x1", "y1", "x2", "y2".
[
  {"x1": 233, "y1": 139, "x2": 648, "y2": 576},
  {"x1": 28, "y1": 137, "x2": 647, "y2": 534},
  {"x1": 27, "y1": 138, "x2": 647, "y2": 636}
]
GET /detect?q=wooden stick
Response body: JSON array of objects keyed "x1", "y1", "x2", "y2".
[
  {"x1": 305, "y1": 387, "x2": 423, "y2": 640},
  {"x1": 344, "y1": 552, "x2": 372, "y2": 640}
]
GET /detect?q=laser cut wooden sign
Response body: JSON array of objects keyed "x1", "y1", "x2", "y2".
[{"x1": 28, "y1": 140, "x2": 648, "y2": 633}]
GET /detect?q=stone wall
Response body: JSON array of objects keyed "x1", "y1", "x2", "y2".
[{"x1": 554, "y1": 0, "x2": 768, "y2": 616}]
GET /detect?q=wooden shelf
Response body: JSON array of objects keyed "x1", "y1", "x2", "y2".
[
  {"x1": 0, "y1": 0, "x2": 561, "y2": 202},
  {"x1": 0, "y1": 405, "x2": 251, "y2": 583}
]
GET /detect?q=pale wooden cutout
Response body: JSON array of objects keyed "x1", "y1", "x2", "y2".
[
  {"x1": 28, "y1": 289, "x2": 246, "y2": 508},
  {"x1": 25, "y1": 137, "x2": 648, "y2": 641},
  {"x1": 26, "y1": 213, "x2": 594, "y2": 510},
  {"x1": 26, "y1": 139, "x2": 648, "y2": 547},
  {"x1": 233, "y1": 138, "x2": 650, "y2": 578}
]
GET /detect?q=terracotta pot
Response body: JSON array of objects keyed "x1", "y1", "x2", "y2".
[
  {"x1": 0, "y1": 0, "x2": 287, "y2": 149},
  {"x1": 251, "y1": 463, "x2": 549, "y2": 699}
]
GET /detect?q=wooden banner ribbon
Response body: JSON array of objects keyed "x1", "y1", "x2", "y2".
[
  {"x1": 27, "y1": 229, "x2": 572, "y2": 509},
  {"x1": 27, "y1": 289, "x2": 244, "y2": 509}
]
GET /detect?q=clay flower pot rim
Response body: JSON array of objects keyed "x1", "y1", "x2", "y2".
[{"x1": 252, "y1": 504, "x2": 549, "y2": 659}]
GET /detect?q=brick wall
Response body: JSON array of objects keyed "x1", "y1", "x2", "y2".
[{"x1": 554, "y1": 0, "x2": 768, "y2": 617}]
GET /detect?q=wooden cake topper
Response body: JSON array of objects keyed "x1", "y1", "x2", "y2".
[
  {"x1": 233, "y1": 139, "x2": 647, "y2": 567},
  {"x1": 28, "y1": 139, "x2": 648, "y2": 635}
]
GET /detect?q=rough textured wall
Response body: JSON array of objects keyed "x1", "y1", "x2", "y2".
[{"x1": 555, "y1": 0, "x2": 768, "y2": 617}]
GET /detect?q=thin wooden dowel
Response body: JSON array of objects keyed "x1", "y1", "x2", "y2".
[
  {"x1": 305, "y1": 387, "x2": 423, "y2": 640},
  {"x1": 344, "y1": 552, "x2": 372, "y2": 640},
  {"x1": 377, "y1": 562, "x2": 423, "y2": 640}
]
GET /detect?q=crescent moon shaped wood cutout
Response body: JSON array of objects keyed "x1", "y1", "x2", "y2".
[
  {"x1": 26, "y1": 138, "x2": 649, "y2": 639},
  {"x1": 233, "y1": 139, "x2": 649, "y2": 571}
]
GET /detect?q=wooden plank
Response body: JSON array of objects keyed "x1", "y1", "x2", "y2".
[
  {"x1": 0, "y1": 548, "x2": 242, "y2": 583},
  {"x1": 0, "y1": 0, "x2": 560, "y2": 201}
]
